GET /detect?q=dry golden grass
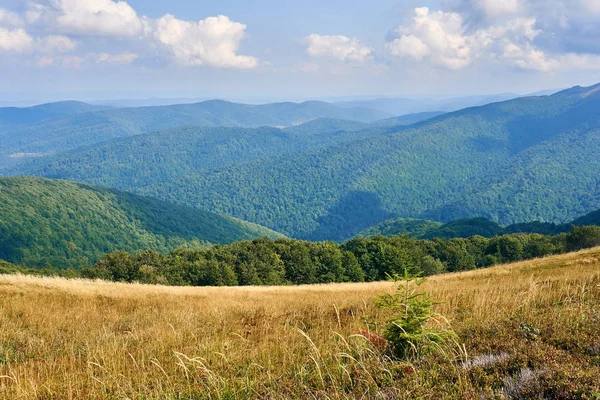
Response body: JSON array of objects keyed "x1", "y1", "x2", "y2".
[{"x1": 1, "y1": 249, "x2": 600, "y2": 399}]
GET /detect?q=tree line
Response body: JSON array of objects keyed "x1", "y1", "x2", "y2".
[{"x1": 80, "y1": 226, "x2": 600, "y2": 286}]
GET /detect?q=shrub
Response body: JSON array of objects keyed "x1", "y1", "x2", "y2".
[{"x1": 566, "y1": 226, "x2": 600, "y2": 251}]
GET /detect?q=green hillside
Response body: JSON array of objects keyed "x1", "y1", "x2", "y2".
[
  {"x1": 0, "y1": 177, "x2": 282, "y2": 268},
  {"x1": 0, "y1": 100, "x2": 389, "y2": 169}
]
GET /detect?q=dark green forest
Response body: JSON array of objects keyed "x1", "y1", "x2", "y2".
[
  {"x1": 0, "y1": 177, "x2": 282, "y2": 268},
  {"x1": 357, "y1": 216, "x2": 584, "y2": 239},
  {"x1": 82, "y1": 226, "x2": 600, "y2": 286}
]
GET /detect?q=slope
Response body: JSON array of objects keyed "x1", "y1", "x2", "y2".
[{"x1": 0, "y1": 177, "x2": 282, "y2": 268}]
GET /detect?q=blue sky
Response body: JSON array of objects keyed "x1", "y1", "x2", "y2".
[{"x1": 1, "y1": 0, "x2": 599, "y2": 103}]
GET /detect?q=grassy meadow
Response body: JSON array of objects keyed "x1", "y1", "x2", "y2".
[{"x1": 1, "y1": 249, "x2": 600, "y2": 399}]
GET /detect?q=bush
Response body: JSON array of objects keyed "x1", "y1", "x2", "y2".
[{"x1": 566, "y1": 226, "x2": 600, "y2": 251}]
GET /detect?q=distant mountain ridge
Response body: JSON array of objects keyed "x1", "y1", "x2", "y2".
[
  {"x1": 0, "y1": 101, "x2": 111, "y2": 127},
  {"x1": 0, "y1": 100, "x2": 390, "y2": 169}
]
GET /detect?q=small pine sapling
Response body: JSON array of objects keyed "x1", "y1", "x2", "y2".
[{"x1": 376, "y1": 269, "x2": 457, "y2": 361}]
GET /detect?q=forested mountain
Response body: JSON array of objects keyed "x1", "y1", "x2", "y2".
[
  {"x1": 7, "y1": 84, "x2": 600, "y2": 241},
  {"x1": 0, "y1": 100, "x2": 389, "y2": 169},
  {"x1": 10, "y1": 124, "x2": 389, "y2": 189},
  {"x1": 118, "y1": 83, "x2": 599, "y2": 240},
  {"x1": 0, "y1": 177, "x2": 282, "y2": 268},
  {"x1": 0, "y1": 101, "x2": 111, "y2": 128}
]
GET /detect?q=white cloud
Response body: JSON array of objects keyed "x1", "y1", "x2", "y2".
[
  {"x1": 499, "y1": 40, "x2": 555, "y2": 70},
  {"x1": 305, "y1": 34, "x2": 373, "y2": 62},
  {"x1": 0, "y1": 27, "x2": 34, "y2": 52},
  {"x1": 386, "y1": 7, "x2": 553, "y2": 71},
  {"x1": 38, "y1": 35, "x2": 78, "y2": 53},
  {"x1": 386, "y1": 34, "x2": 430, "y2": 61},
  {"x1": 30, "y1": 0, "x2": 143, "y2": 37},
  {"x1": 387, "y1": 7, "x2": 474, "y2": 69},
  {"x1": 9, "y1": 3, "x2": 259, "y2": 70},
  {"x1": 0, "y1": 8, "x2": 24, "y2": 27},
  {"x1": 148, "y1": 14, "x2": 258, "y2": 69},
  {"x1": 96, "y1": 51, "x2": 137, "y2": 64},
  {"x1": 36, "y1": 54, "x2": 85, "y2": 68}
]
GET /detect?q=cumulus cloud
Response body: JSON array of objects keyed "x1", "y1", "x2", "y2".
[
  {"x1": 386, "y1": 7, "x2": 559, "y2": 71},
  {"x1": 28, "y1": 0, "x2": 143, "y2": 37},
  {"x1": 305, "y1": 34, "x2": 373, "y2": 62},
  {"x1": 0, "y1": 27, "x2": 34, "y2": 52},
  {"x1": 500, "y1": 41, "x2": 554, "y2": 70},
  {"x1": 147, "y1": 14, "x2": 258, "y2": 69},
  {"x1": 387, "y1": 35, "x2": 430, "y2": 61},
  {"x1": 0, "y1": 8, "x2": 24, "y2": 27},
  {"x1": 386, "y1": 7, "x2": 475, "y2": 69},
  {"x1": 6, "y1": 2, "x2": 259, "y2": 69},
  {"x1": 96, "y1": 51, "x2": 137, "y2": 64}
]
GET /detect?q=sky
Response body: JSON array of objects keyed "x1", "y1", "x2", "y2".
[{"x1": 1, "y1": 0, "x2": 600, "y2": 103}]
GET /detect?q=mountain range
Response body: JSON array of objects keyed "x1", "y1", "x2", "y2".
[
  {"x1": 5, "y1": 83, "x2": 600, "y2": 242},
  {"x1": 0, "y1": 100, "x2": 390, "y2": 169}
]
